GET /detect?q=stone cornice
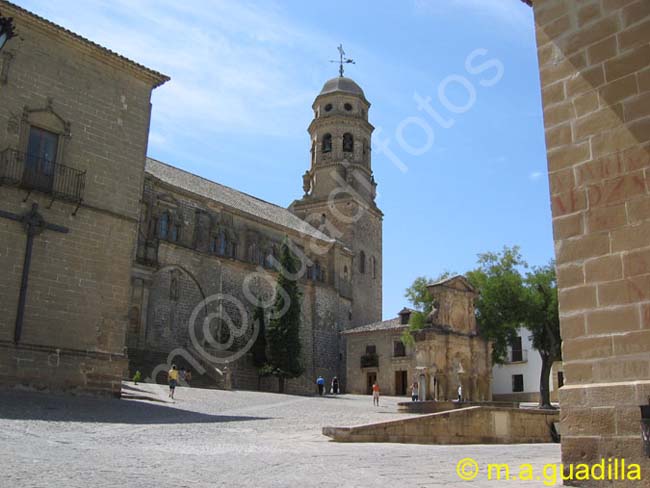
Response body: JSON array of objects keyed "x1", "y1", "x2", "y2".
[{"x1": 308, "y1": 116, "x2": 374, "y2": 134}]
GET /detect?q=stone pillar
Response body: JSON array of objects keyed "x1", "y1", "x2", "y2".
[{"x1": 529, "y1": 0, "x2": 650, "y2": 477}]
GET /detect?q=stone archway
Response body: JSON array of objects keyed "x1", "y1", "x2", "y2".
[{"x1": 143, "y1": 264, "x2": 210, "y2": 349}]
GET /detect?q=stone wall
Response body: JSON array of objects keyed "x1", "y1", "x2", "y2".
[
  {"x1": 128, "y1": 176, "x2": 353, "y2": 395},
  {"x1": 323, "y1": 406, "x2": 560, "y2": 444},
  {"x1": 530, "y1": 0, "x2": 650, "y2": 477},
  {"x1": 0, "y1": 2, "x2": 163, "y2": 395}
]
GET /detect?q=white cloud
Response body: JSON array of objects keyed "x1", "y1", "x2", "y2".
[
  {"x1": 27, "y1": 0, "x2": 338, "y2": 141},
  {"x1": 529, "y1": 171, "x2": 543, "y2": 181},
  {"x1": 148, "y1": 131, "x2": 166, "y2": 148}
]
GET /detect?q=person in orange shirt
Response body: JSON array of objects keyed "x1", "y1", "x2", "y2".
[
  {"x1": 372, "y1": 382, "x2": 380, "y2": 406},
  {"x1": 168, "y1": 364, "x2": 179, "y2": 399}
]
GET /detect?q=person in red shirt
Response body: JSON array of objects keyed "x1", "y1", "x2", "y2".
[{"x1": 372, "y1": 382, "x2": 380, "y2": 406}]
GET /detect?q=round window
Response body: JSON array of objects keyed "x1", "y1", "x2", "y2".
[
  {"x1": 344, "y1": 103, "x2": 353, "y2": 111},
  {"x1": 324, "y1": 104, "x2": 333, "y2": 112}
]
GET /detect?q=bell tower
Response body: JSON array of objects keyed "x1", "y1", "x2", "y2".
[
  {"x1": 304, "y1": 76, "x2": 376, "y2": 205},
  {"x1": 290, "y1": 73, "x2": 382, "y2": 328}
]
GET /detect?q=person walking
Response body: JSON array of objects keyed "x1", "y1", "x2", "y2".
[
  {"x1": 457, "y1": 384, "x2": 463, "y2": 403},
  {"x1": 168, "y1": 364, "x2": 179, "y2": 399},
  {"x1": 331, "y1": 376, "x2": 340, "y2": 395},
  {"x1": 411, "y1": 381, "x2": 419, "y2": 402},
  {"x1": 316, "y1": 375, "x2": 325, "y2": 396},
  {"x1": 372, "y1": 382, "x2": 380, "y2": 406}
]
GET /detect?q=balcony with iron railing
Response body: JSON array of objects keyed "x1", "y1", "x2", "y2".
[
  {"x1": 0, "y1": 148, "x2": 86, "y2": 204},
  {"x1": 360, "y1": 353, "x2": 379, "y2": 368}
]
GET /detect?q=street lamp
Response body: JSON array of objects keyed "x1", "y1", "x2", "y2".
[{"x1": 0, "y1": 11, "x2": 16, "y2": 51}]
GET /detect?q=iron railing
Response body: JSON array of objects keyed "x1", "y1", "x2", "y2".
[
  {"x1": 0, "y1": 148, "x2": 85, "y2": 203},
  {"x1": 360, "y1": 353, "x2": 379, "y2": 368}
]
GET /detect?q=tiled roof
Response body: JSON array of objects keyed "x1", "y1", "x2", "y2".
[
  {"x1": 341, "y1": 317, "x2": 407, "y2": 335},
  {"x1": 1, "y1": 0, "x2": 169, "y2": 87},
  {"x1": 145, "y1": 158, "x2": 334, "y2": 243}
]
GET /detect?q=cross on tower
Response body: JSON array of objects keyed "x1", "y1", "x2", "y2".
[
  {"x1": 330, "y1": 44, "x2": 355, "y2": 77},
  {"x1": 0, "y1": 203, "x2": 69, "y2": 343}
]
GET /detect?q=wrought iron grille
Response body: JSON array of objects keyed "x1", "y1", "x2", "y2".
[{"x1": 0, "y1": 148, "x2": 85, "y2": 203}]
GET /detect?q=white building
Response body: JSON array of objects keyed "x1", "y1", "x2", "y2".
[{"x1": 491, "y1": 327, "x2": 563, "y2": 403}]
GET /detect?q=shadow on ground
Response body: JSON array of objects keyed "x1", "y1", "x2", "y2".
[{"x1": 0, "y1": 390, "x2": 271, "y2": 425}]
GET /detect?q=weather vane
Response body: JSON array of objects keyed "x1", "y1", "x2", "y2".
[{"x1": 330, "y1": 44, "x2": 355, "y2": 77}]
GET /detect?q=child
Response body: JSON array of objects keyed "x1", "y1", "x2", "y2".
[
  {"x1": 168, "y1": 364, "x2": 179, "y2": 399},
  {"x1": 411, "y1": 382, "x2": 419, "y2": 402}
]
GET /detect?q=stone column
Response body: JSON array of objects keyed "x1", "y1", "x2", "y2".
[{"x1": 529, "y1": 0, "x2": 650, "y2": 475}]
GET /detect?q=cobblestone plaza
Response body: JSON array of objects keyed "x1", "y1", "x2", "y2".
[{"x1": 1, "y1": 385, "x2": 561, "y2": 487}]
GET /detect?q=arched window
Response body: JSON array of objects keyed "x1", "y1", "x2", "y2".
[
  {"x1": 359, "y1": 250, "x2": 365, "y2": 274},
  {"x1": 159, "y1": 213, "x2": 170, "y2": 239},
  {"x1": 343, "y1": 265, "x2": 349, "y2": 280},
  {"x1": 343, "y1": 133, "x2": 354, "y2": 152},
  {"x1": 322, "y1": 133, "x2": 332, "y2": 153},
  {"x1": 371, "y1": 256, "x2": 377, "y2": 279}
]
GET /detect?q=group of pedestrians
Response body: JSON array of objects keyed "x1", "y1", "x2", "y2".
[
  {"x1": 315, "y1": 375, "x2": 340, "y2": 396},
  {"x1": 167, "y1": 364, "x2": 192, "y2": 399}
]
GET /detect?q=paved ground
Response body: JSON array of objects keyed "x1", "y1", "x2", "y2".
[{"x1": 0, "y1": 383, "x2": 561, "y2": 487}]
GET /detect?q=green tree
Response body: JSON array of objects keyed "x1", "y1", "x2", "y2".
[
  {"x1": 402, "y1": 271, "x2": 453, "y2": 345},
  {"x1": 266, "y1": 238, "x2": 304, "y2": 393},
  {"x1": 465, "y1": 246, "x2": 528, "y2": 364},
  {"x1": 251, "y1": 303, "x2": 268, "y2": 368},
  {"x1": 523, "y1": 262, "x2": 561, "y2": 409}
]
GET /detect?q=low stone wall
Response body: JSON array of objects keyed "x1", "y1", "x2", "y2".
[
  {"x1": 493, "y1": 392, "x2": 540, "y2": 403},
  {"x1": 397, "y1": 400, "x2": 519, "y2": 414},
  {"x1": 0, "y1": 341, "x2": 126, "y2": 397},
  {"x1": 323, "y1": 406, "x2": 559, "y2": 444}
]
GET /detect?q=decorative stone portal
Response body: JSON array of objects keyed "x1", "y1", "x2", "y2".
[{"x1": 343, "y1": 276, "x2": 492, "y2": 400}]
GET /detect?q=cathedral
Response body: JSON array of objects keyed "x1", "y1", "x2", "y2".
[
  {"x1": 0, "y1": 1, "x2": 381, "y2": 395},
  {"x1": 128, "y1": 76, "x2": 383, "y2": 394}
]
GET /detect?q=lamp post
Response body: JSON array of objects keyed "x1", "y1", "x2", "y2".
[{"x1": 0, "y1": 11, "x2": 16, "y2": 51}]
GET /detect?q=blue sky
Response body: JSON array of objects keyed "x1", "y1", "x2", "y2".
[{"x1": 19, "y1": 0, "x2": 553, "y2": 319}]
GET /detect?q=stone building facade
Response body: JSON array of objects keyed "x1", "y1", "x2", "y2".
[
  {"x1": 525, "y1": 0, "x2": 650, "y2": 481},
  {"x1": 0, "y1": 1, "x2": 168, "y2": 396},
  {"x1": 127, "y1": 78, "x2": 383, "y2": 394},
  {"x1": 343, "y1": 276, "x2": 491, "y2": 401}
]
